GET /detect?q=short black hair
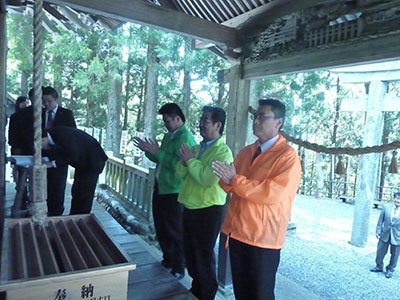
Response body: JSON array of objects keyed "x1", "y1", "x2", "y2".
[
  {"x1": 42, "y1": 86, "x2": 59, "y2": 100},
  {"x1": 202, "y1": 106, "x2": 226, "y2": 135},
  {"x1": 394, "y1": 192, "x2": 400, "y2": 198},
  {"x1": 158, "y1": 103, "x2": 185, "y2": 122},
  {"x1": 28, "y1": 86, "x2": 44, "y2": 101},
  {"x1": 15, "y1": 96, "x2": 28, "y2": 112},
  {"x1": 258, "y1": 98, "x2": 286, "y2": 130}
]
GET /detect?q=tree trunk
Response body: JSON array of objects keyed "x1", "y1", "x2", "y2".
[
  {"x1": 182, "y1": 37, "x2": 192, "y2": 120},
  {"x1": 106, "y1": 73, "x2": 122, "y2": 157},
  {"x1": 21, "y1": 70, "x2": 28, "y2": 96},
  {"x1": 143, "y1": 35, "x2": 158, "y2": 138},
  {"x1": 329, "y1": 78, "x2": 341, "y2": 198}
]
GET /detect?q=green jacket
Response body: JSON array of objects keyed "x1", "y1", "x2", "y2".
[
  {"x1": 146, "y1": 124, "x2": 196, "y2": 194},
  {"x1": 176, "y1": 137, "x2": 233, "y2": 209}
]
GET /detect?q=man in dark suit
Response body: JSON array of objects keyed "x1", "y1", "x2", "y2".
[
  {"x1": 371, "y1": 192, "x2": 400, "y2": 278},
  {"x1": 41, "y1": 86, "x2": 76, "y2": 216},
  {"x1": 42, "y1": 126, "x2": 108, "y2": 215}
]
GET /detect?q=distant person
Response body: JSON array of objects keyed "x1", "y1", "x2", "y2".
[
  {"x1": 370, "y1": 192, "x2": 400, "y2": 279},
  {"x1": 176, "y1": 106, "x2": 233, "y2": 300},
  {"x1": 42, "y1": 126, "x2": 108, "y2": 215},
  {"x1": 8, "y1": 96, "x2": 30, "y2": 155},
  {"x1": 8, "y1": 95, "x2": 31, "y2": 211},
  {"x1": 134, "y1": 103, "x2": 196, "y2": 279},
  {"x1": 212, "y1": 99, "x2": 302, "y2": 300}
]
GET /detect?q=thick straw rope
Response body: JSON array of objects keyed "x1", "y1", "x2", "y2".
[{"x1": 31, "y1": 0, "x2": 47, "y2": 224}]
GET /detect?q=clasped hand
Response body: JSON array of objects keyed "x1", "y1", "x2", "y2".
[
  {"x1": 133, "y1": 137, "x2": 159, "y2": 155},
  {"x1": 179, "y1": 143, "x2": 195, "y2": 166},
  {"x1": 211, "y1": 161, "x2": 236, "y2": 185}
]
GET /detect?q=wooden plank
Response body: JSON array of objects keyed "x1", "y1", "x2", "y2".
[
  {"x1": 127, "y1": 276, "x2": 187, "y2": 300},
  {"x1": 37, "y1": 224, "x2": 60, "y2": 275},
  {"x1": 12, "y1": 223, "x2": 28, "y2": 279},
  {"x1": 26, "y1": 222, "x2": 45, "y2": 277},
  {"x1": 67, "y1": 219, "x2": 102, "y2": 268},
  {"x1": 243, "y1": 32, "x2": 400, "y2": 80},
  {"x1": 46, "y1": 0, "x2": 240, "y2": 48},
  {"x1": 125, "y1": 250, "x2": 157, "y2": 266},
  {"x1": 239, "y1": 0, "x2": 330, "y2": 35},
  {"x1": 48, "y1": 220, "x2": 74, "y2": 272},
  {"x1": 56, "y1": 220, "x2": 88, "y2": 270},
  {"x1": 128, "y1": 263, "x2": 170, "y2": 284},
  {"x1": 77, "y1": 218, "x2": 115, "y2": 266}
]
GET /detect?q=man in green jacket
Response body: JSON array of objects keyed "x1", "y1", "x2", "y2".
[
  {"x1": 176, "y1": 106, "x2": 233, "y2": 299},
  {"x1": 134, "y1": 103, "x2": 196, "y2": 279}
]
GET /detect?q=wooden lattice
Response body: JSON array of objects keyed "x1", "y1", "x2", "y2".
[{"x1": 305, "y1": 19, "x2": 363, "y2": 48}]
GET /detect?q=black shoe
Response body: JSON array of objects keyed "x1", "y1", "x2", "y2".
[
  {"x1": 171, "y1": 270, "x2": 184, "y2": 280},
  {"x1": 370, "y1": 267, "x2": 383, "y2": 272},
  {"x1": 161, "y1": 260, "x2": 172, "y2": 269},
  {"x1": 386, "y1": 270, "x2": 393, "y2": 278}
]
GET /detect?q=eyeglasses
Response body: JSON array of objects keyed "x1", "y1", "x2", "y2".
[
  {"x1": 199, "y1": 118, "x2": 213, "y2": 125},
  {"x1": 250, "y1": 114, "x2": 275, "y2": 121}
]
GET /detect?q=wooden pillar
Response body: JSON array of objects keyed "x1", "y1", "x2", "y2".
[
  {"x1": 225, "y1": 65, "x2": 251, "y2": 156},
  {"x1": 0, "y1": 0, "x2": 7, "y2": 268},
  {"x1": 217, "y1": 64, "x2": 250, "y2": 289}
]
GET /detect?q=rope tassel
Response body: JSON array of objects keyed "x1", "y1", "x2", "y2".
[{"x1": 389, "y1": 151, "x2": 398, "y2": 174}]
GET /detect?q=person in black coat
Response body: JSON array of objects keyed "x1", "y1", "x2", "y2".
[
  {"x1": 41, "y1": 86, "x2": 76, "y2": 216},
  {"x1": 8, "y1": 96, "x2": 30, "y2": 155},
  {"x1": 42, "y1": 126, "x2": 108, "y2": 215}
]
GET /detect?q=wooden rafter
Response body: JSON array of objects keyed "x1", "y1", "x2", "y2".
[
  {"x1": 45, "y1": 0, "x2": 241, "y2": 48},
  {"x1": 243, "y1": 32, "x2": 400, "y2": 79},
  {"x1": 238, "y1": 0, "x2": 332, "y2": 35}
]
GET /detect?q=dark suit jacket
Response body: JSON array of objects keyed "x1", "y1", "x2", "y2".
[
  {"x1": 376, "y1": 204, "x2": 400, "y2": 246},
  {"x1": 8, "y1": 112, "x2": 24, "y2": 154},
  {"x1": 46, "y1": 106, "x2": 76, "y2": 128},
  {"x1": 47, "y1": 126, "x2": 108, "y2": 174},
  {"x1": 16, "y1": 105, "x2": 76, "y2": 155}
]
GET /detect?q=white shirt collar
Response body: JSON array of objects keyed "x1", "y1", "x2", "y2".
[{"x1": 259, "y1": 135, "x2": 279, "y2": 153}]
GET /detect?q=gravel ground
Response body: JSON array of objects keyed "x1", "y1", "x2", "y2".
[{"x1": 278, "y1": 195, "x2": 399, "y2": 300}]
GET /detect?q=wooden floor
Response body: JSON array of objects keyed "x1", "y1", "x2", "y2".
[{"x1": 2, "y1": 181, "x2": 195, "y2": 300}]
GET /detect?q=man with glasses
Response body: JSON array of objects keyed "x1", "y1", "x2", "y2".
[
  {"x1": 370, "y1": 192, "x2": 400, "y2": 278},
  {"x1": 176, "y1": 106, "x2": 233, "y2": 300},
  {"x1": 212, "y1": 99, "x2": 301, "y2": 300},
  {"x1": 133, "y1": 103, "x2": 196, "y2": 279}
]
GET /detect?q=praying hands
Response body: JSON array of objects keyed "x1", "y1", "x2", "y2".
[
  {"x1": 133, "y1": 137, "x2": 159, "y2": 155},
  {"x1": 211, "y1": 161, "x2": 236, "y2": 185}
]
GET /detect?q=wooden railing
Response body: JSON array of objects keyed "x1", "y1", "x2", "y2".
[{"x1": 104, "y1": 156, "x2": 155, "y2": 221}]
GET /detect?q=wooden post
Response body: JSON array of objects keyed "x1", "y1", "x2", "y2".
[
  {"x1": 217, "y1": 65, "x2": 250, "y2": 289},
  {"x1": 0, "y1": 0, "x2": 7, "y2": 266}
]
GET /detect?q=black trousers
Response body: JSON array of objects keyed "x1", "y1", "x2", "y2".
[
  {"x1": 152, "y1": 184, "x2": 184, "y2": 274},
  {"x1": 183, "y1": 205, "x2": 223, "y2": 300},
  {"x1": 46, "y1": 165, "x2": 68, "y2": 216},
  {"x1": 70, "y1": 168, "x2": 100, "y2": 215},
  {"x1": 229, "y1": 238, "x2": 281, "y2": 300}
]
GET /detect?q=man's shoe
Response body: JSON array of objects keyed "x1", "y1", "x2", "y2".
[
  {"x1": 385, "y1": 270, "x2": 393, "y2": 278},
  {"x1": 171, "y1": 271, "x2": 184, "y2": 280},
  {"x1": 161, "y1": 260, "x2": 172, "y2": 269},
  {"x1": 370, "y1": 267, "x2": 383, "y2": 272}
]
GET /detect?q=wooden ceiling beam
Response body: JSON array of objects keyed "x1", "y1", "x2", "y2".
[
  {"x1": 243, "y1": 33, "x2": 400, "y2": 80},
  {"x1": 45, "y1": 0, "x2": 241, "y2": 48},
  {"x1": 238, "y1": 0, "x2": 332, "y2": 35}
]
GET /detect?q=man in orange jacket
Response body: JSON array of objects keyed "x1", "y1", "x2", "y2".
[{"x1": 212, "y1": 99, "x2": 301, "y2": 300}]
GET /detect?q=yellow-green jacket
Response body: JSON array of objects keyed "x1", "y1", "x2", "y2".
[{"x1": 176, "y1": 137, "x2": 233, "y2": 209}]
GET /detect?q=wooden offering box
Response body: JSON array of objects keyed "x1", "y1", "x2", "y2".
[{"x1": 0, "y1": 214, "x2": 135, "y2": 300}]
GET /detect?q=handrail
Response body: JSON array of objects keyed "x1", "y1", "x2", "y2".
[{"x1": 104, "y1": 156, "x2": 155, "y2": 221}]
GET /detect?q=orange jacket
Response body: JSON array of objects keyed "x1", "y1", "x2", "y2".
[{"x1": 220, "y1": 135, "x2": 301, "y2": 249}]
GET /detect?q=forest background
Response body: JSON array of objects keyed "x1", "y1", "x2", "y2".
[{"x1": 6, "y1": 12, "x2": 400, "y2": 200}]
